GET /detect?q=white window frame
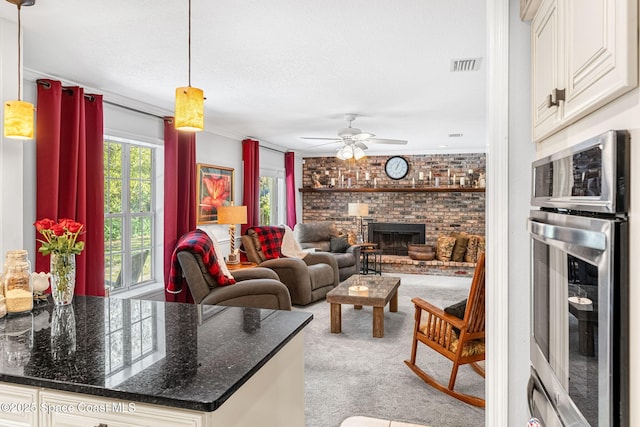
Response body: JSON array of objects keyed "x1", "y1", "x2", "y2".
[
  {"x1": 104, "y1": 135, "x2": 164, "y2": 298},
  {"x1": 259, "y1": 168, "x2": 286, "y2": 226}
]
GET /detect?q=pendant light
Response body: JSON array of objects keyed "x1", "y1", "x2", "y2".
[
  {"x1": 3, "y1": 0, "x2": 35, "y2": 140},
  {"x1": 174, "y1": 0, "x2": 204, "y2": 132}
]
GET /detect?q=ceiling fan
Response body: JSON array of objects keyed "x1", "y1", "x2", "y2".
[{"x1": 301, "y1": 114, "x2": 408, "y2": 160}]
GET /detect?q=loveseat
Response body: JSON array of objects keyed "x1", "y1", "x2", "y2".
[{"x1": 294, "y1": 221, "x2": 361, "y2": 282}]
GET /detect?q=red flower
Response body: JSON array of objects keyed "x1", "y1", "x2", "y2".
[
  {"x1": 34, "y1": 218, "x2": 55, "y2": 231},
  {"x1": 66, "y1": 221, "x2": 83, "y2": 233},
  {"x1": 51, "y1": 224, "x2": 66, "y2": 236},
  {"x1": 34, "y1": 217, "x2": 86, "y2": 256}
]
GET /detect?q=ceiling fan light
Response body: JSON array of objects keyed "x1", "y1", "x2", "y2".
[
  {"x1": 342, "y1": 146, "x2": 354, "y2": 159},
  {"x1": 353, "y1": 146, "x2": 366, "y2": 160},
  {"x1": 175, "y1": 86, "x2": 204, "y2": 131},
  {"x1": 4, "y1": 100, "x2": 34, "y2": 139}
]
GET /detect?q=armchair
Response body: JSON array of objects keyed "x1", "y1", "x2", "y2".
[
  {"x1": 170, "y1": 229, "x2": 291, "y2": 310},
  {"x1": 241, "y1": 226, "x2": 339, "y2": 305},
  {"x1": 294, "y1": 221, "x2": 361, "y2": 281}
]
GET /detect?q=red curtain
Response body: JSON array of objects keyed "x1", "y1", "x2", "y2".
[
  {"x1": 163, "y1": 118, "x2": 197, "y2": 303},
  {"x1": 241, "y1": 138, "x2": 260, "y2": 234},
  {"x1": 35, "y1": 79, "x2": 105, "y2": 296},
  {"x1": 284, "y1": 151, "x2": 297, "y2": 228}
]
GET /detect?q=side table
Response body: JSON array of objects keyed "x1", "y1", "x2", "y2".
[
  {"x1": 226, "y1": 261, "x2": 257, "y2": 271},
  {"x1": 361, "y1": 249, "x2": 382, "y2": 275}
]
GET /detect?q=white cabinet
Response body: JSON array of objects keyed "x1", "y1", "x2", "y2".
[
  {"x1": 531, "y1": 0, "x2": 637, "y2": 142},
  {"x1": 0, "y1": 383, "x2": 38, "y2": 427},
  {"x1": 38, "y1": 391, "x2": 204, "y2": 427}
]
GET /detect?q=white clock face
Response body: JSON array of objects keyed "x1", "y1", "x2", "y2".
[{"x1": 385, "y1": 156, "x2": 409, "y2": 180}]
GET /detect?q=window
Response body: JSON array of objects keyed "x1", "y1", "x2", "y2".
[
  {"x1": 104, "y1": 138, "x2": 155, "y2": 293},
  {"x1": 259, "y1": 174, "x2": 285, "y2": 226}
]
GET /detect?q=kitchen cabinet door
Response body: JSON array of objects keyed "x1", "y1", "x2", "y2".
[
  {"x1": 531, "y1": 0, "x2": 637, "y2": 142},
  {"x1": 562, "y1": 0, "x2": 637, "y2": 123}
]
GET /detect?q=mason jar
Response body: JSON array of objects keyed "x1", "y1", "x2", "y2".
[{"x1": 3, "y1": 261, "x2": 33, "y2": 314}]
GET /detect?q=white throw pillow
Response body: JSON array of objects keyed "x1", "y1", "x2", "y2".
[{"x1": 199, "y1": 228, "x2": 234, "y2": 280}]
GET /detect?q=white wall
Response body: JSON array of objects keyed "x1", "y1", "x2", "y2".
[
  {"x1": 508, "y1": 2, "x2": 536, "y2": 424},
  {"x1": 0, "y1": 18, "x2": 26, "y2": 260},
  {"x1": 195, "y1": 131, "x2": 244, "y2": 254}
]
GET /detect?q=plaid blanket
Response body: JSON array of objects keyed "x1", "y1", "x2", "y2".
[
  {"x1": 167, "y1": 229, "x2": 236, "y2": 301},
  {"x1": 248, "y1": 226, "x2": 285, "y2": 260}
]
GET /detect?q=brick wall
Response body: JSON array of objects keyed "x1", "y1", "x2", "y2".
[{"x1": 300, "y1": 153, "x2": 486, "y2": 246}]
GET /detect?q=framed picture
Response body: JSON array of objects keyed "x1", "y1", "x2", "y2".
[{"x1": 196, "y1": 163, "x2": 234, "y2": 224}]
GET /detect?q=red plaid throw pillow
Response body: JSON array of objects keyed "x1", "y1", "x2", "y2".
[{"x1": 248, "y1": 226, "x2": 285, "y2": 260}]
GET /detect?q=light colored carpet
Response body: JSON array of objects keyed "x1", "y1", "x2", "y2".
[{"x1": 296, "y1": 273, "x2": 485, "y2": 427}]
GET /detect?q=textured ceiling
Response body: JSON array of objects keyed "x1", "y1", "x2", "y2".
[{"x1": 0, "y1": 0, "x2": 487, "y2": 156}]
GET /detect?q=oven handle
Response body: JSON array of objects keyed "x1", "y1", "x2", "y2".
[{"x1": 528, "y1": 219, "x2": 606, "y2": 251}]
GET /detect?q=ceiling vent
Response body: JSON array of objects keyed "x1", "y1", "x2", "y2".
[
  {"x1": 450, "y1": 58, "x2": 482, "y2": 72},
  {"x1": 448, "y1": 132, "x2": 463, "y2": 138}
]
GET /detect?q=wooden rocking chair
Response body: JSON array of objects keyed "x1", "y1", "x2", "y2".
[{"x1": 404, "y1": 252, "x2": 486, "y2": 407}]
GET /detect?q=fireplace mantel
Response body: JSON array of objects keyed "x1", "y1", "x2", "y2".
[{"x1": 298, "y1": 187, "x2": 485, "y2": 193}]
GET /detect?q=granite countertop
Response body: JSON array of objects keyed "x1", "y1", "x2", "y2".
[{"x1": 0, "y1": 296, "x2": 313, "y2": 412}]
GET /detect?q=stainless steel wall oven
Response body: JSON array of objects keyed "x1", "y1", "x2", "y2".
[{"x1": 527, "y1": 130, "x2": 629, "y2": 426}]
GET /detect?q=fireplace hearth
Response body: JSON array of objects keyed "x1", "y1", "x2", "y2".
[{"x1": 368, "y1": 223, "x2": 426, "y2": 256}]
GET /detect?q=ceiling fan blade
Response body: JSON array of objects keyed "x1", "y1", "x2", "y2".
[
  {"x1": 355, "y1": 141, "x2": 368, "y2": 150},
  {"x1": 301, "y1": 137, "x2": 341, "y2": 141},
  {"x1": 309, "y1": 140, "x2": 342, "y2": 147},
  {"x1": 368, "y1": 138, "x2": 408, "y2": 145},
  {"x1": 352, "y1": 132, "x2": 375, "y2": 141}
]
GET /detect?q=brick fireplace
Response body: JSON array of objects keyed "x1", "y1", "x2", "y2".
[{"x1": 300, "y1": 153, "x2": 486, "y2": 275}]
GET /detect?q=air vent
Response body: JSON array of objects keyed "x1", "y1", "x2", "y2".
[
  {"x1": 450, "y1": 58, "x2": 482, "y2": 72},
  {"x1": 448, "y1": 133, "x2": 463, "y2": 138}
]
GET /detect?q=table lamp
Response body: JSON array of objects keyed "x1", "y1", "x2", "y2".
[
  {"x1": 217, "y1": 205, "x2": 248, "y2": 264},
  {"x1": 348, "y1": 202, "x2": 369, "y2": 243}
]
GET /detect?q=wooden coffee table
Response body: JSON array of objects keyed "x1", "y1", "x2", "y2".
[{"x1": 326, "y1": 275, "x2": 401, "y2": 338}]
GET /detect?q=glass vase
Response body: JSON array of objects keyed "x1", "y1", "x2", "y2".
[
  {"x1": 50, "y1": 253, "x2": 76, "y2": 306},
  {"x1": 51, "y1": 305, "x2": 76, "y2": 361}
]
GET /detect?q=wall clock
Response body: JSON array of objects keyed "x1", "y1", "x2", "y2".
[{"x1": 384, "y1": 156, "x2": 410, "y2": 180}]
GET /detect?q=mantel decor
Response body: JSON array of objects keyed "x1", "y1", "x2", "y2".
[{"x1": 196, "y1": 163, "x2": 234, "y2": 224}]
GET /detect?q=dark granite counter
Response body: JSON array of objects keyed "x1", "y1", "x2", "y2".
[{"x1": 0, "y1": 296, "x2": 312, "y2": 412}]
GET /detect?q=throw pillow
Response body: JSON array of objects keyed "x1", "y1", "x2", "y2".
[
  {"x1": 329, "y1": 236, "x2": 350, "y2": 253},
  {"x1": 435, "y1": 235, "x2": 456, "y2": 261},
  {"x1": 449, "y1": 231, "x2": 469, "y2": 262},
  {"x1": 465, "y1": 235, "x2": 486, "y2": 263},
  {"x1": 248, "y1": 226, "x2": 285, "y2": 260},
  {"x1": 444, "y1": 299, "x2": 467, "y2": 334}
]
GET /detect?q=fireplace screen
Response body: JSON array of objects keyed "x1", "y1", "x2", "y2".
[{"x1": 368, "y1": 223, "x2": 425, "y2": 256}]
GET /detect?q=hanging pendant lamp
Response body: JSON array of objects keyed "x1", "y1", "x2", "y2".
[
  {"x1": 174, "y1": 0, "x2": 204, "y2": 132},
  {"x1": 3, "y1": 0, "x2": 36, "y2": 140}
]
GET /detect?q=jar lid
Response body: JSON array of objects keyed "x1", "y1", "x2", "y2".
[{"x1": 5, "y1": 249, "x2": 28, "y2": 258}]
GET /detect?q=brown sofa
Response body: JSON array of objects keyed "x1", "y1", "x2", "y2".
[
  {"x1": 176, "y1": 251, "x2": 292, "y2": 310},
  {"x1": 294, "y1": 221, "x2": 361, "y2": 282},
  {"x1": 241, "y1": 229, "x2": 339, "y2": 306}
]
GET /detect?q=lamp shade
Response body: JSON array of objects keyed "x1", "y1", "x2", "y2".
[
  {"x1": 174, "y1": 86, "x2": 204, "y2": 131},
  {"x1": 348, "y1": 203, "x2": 369, "y2": 217},
  {"x1": 4, "y1": 100, "x2": 34, "y2": 139},
  {"x1": 217, "y1": 205, "x2": 248, "y2": 225}
]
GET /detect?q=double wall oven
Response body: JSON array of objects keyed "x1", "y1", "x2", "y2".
[{"x1": 527, "y1": 130, "x2": 630, "y2": 426}]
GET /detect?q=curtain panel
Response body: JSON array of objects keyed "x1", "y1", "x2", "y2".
[
  {"x1": 241, "y1": 138, "x2": 260, "y2": 235},
  {"x1": 284, "y1": 151, "x2": 297, "y2": 228},
  {"x1": 35, "y1": 79, "x2": 105, "y2": 296},
  {"x1": 163, "y1": 118, "x2": 196, "y2": 303}
]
